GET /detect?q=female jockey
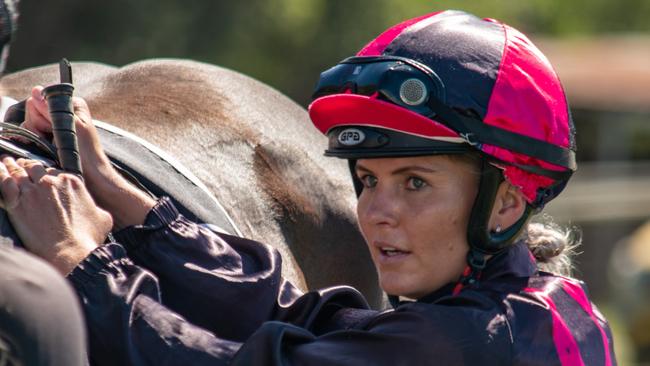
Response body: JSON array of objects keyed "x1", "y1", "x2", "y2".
[{"x1": 0, "y1": 10, "x2": 616, "y2": 365}]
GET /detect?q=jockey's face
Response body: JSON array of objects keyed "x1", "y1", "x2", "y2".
[{"x1": 355, "y1": 155, "x2": 478, "y2": 299}]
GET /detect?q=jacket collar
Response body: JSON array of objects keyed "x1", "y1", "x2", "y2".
[{"x1": 415, "y1": 241, "x2": 538, "y2": 304}]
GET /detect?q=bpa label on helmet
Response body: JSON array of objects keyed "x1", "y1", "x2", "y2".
[{"x1": 338, "y1": 128, "x2": 366, "y2": 146}]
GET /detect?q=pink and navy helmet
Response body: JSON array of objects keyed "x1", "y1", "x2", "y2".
[
  {"x1": 309, "y1": 10, "x2": 575, "y2": 209},
  {"x1": 309, "y1": 10, "x2": 576, "y2": 260}
]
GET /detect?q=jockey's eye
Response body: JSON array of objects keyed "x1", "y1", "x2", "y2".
[
  {"x1": 359, "y1": 175, "x2": 378, "y2": 188},
  {"x1": 406, "y1": 176, "x2": 427, "y2": 191}
]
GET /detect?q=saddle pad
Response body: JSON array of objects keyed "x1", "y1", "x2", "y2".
[
  {"x1": 95, "y1": 120, "x2": 240, "y2": 236},
  {"x1": 0, "y1": 120, "x2": 240, "y2": 248}
]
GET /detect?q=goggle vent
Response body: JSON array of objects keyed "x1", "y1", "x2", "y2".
[{"x1": 399, "y1": 78, "x2": 428, "y2": 106}]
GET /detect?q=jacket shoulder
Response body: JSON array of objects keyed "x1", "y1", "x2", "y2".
[
  {"x1": 377, "y1": 295, "x2": 514, "y2": 364},
  {"x1": 500, "y1": 273, "x2": 615, "y2": 365}
]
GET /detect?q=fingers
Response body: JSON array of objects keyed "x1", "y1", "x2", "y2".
[
  {"x1": 21, "y1": 86, "x2": 110, "y2": 191},
  {"x1": 31, "y1": 86, "x2": 45, "y2": 102},
  {"x1": 2, "y1": 156, "x2": 31, "y2": 186},
  {"x1": 18, "y1": 159, "x2": 50, "y2": 183},
  {"x1": 0, "y1": 157, "x2": 64, "y2": 209},
  {"x1": 72, "y1": 96, "x2": 93, "y2": 123},
  {"x1": 24, "y1": 85, "x2": 96, "y2": 138},
  {"x1": 23, "y1": 85, "x2": 53, "y2": 139},
  {"x1": 0, "y1": 158, "x2": 22, "y2": 209}
]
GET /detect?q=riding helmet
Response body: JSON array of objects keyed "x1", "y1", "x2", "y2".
[{"x1": 309, "y1": 10, "x2": 576, "y2": 267}]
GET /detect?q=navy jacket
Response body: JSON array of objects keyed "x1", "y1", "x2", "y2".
[{"x1": 68, "y1": 198, "x2": 616, "y2": 365}]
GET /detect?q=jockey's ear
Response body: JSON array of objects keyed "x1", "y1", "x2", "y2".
[{"x1": 488, "y1": 181, "x2": 527, "y2": 232}]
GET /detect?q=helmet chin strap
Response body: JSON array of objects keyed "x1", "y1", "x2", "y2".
[
  {"x1": 348, "y1": 159, "x2": 364, "y2": 197},
  {"x1": 468, "y1": 159, "x2": 531, "y2": 254},
  {"x1": 453, "y1": 158, "x2": 532, "y2": 295}
]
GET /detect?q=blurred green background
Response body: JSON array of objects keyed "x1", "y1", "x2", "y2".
[
  {"x1": 7, "y1": 0, "x2": 650, "y2": 105},
  {"x1": 6, "y1": 1, "x2": 650, "y2": 364}
]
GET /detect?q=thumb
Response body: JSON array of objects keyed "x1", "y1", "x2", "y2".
[
  {"x1": 71, "y1": 96, "x2": 94, "y2": 123},
  {"x1": 23, "y1": 86, "x2": 53, "y2": 138},
  {"x1": 30, "y1": 86, "x2": 50, "y2": 121}
]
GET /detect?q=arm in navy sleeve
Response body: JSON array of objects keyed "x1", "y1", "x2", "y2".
[
  {"x1": 110, "y1": 197, "x2": 305, "y2": 341},
  {"x1": 81, "y1": 197, "x2": 369, "y2": 341},
  {"x1": 68, "y1": 244, "x2": 241, "y2": 366}
]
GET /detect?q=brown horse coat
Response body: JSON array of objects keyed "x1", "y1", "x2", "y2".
[{"x1": 0, "y1": 59, "x2": 382, "y2": 307}]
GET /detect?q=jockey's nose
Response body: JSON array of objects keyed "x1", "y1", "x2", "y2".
[{"x1": 357, "y1": 183, "x2": 400, "y2": 228}]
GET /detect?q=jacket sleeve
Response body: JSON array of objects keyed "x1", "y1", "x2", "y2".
[
  {"x1": 67, "y1": 197, "x2": 372, "y2": 365},
  {"x1": 67, "y1": 244, "x2": 242, "y2": 366},
  {"x1": 110, "y1": 197, "x2": 310, "y2": 341}
]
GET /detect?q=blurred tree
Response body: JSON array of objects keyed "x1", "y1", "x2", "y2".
[{"x1": 7, "y1": 0, "x2": 650, "y2": 105}]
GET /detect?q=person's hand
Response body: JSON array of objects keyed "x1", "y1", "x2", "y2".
[
  {"x1": 22, "y1": 86, "x2": 156, "y2": 228},
  {"x1": 0, "y1": 157, "x2": 113, "y2": 274},
  {"x1": 24, "y1": 86, "x2": 112, "y2": 181}
]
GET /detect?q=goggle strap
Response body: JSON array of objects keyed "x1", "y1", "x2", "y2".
[
  {"x1": 509, "y1": 161, "x2": 573, "y2": 181},
  {"x1": 426, "y1": 96, "x2": 576, "y2": 173}
]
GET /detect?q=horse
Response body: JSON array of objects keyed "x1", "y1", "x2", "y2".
[{"x1": 0, "y1": 59, "x2": 384, "y2": 308}]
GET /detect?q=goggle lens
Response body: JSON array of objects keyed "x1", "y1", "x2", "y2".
[{"x1": 313, "y1": 56, "x2": 446, "y2": 117}]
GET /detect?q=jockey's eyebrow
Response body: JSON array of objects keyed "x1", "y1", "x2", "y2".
[
  {"x1": 354, "y1": 163, "x2": 370, "y2": 174},
  {"x1": 355, "y1": 162, "x2": 437, "y2": 176}
]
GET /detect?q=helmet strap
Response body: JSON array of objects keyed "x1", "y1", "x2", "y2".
[
  {"x1": 451, "y1": 158, "x2": 532, "y2": 295},
  {"x1": 467, "y1": 158, "x2": 532, "y2": 254},
  {"x1": 348, "y1": 159, "x2": 364, "y2": 197},
  {"x1": 452, "y1": 250, "x2": 488, "y2": 296}
]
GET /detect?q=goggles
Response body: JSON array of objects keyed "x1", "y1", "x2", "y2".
[
  {"x1": 312, "y1": 56, "x2": 576, "y2": 181},
  {"x1": 313, "y1": 56, "x2": 446, "y2": 117}
]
